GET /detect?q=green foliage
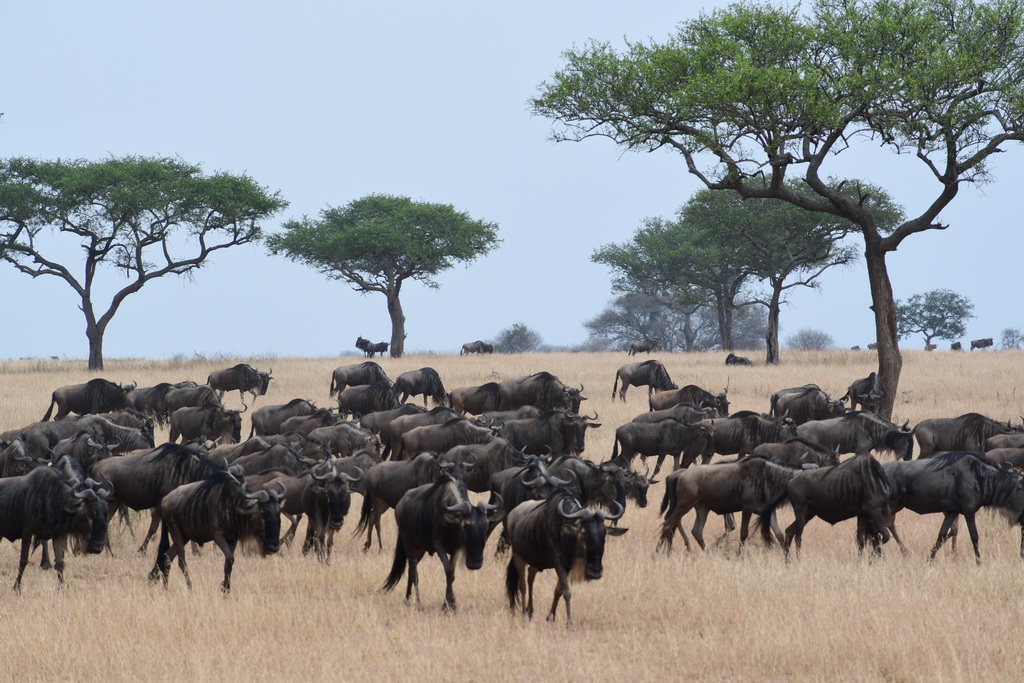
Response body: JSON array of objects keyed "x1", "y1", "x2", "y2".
[
  {"x1": 493, "y1": 323, "x2": 543, "y2": 354},
  {"x1": 896, "y1": 289, "x2": 974, "y2": 345},
  {"x1": 786, "y1": 328, "x2": 835, "y2": 351}
]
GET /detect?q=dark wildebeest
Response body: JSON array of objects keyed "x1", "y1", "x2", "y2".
[
  {"x1": 307, "y1": 422, "x2": 378, "y2": 458},
  {"x1": 970, "y1": 337, "x2": 994, "y2": 350},
  {"x1": 381, "y1": 474, "x2": 500, "y2": 612},
  {"x1": 547, "y1": 456, "x2": 629, "y2": 512},
  {"x1": 395, "y1": 367, "x2": 449, "y2": 408},
  {"x1": 770, "y1": 385, "x2": 847, "y2": 425},
  {"x1": 611, "y1": 420, "x2": 715, "y2": 475},
  {"x1": 883, "y1": 452, "x2": 1024, "y2": 562},
  {"x1": 164, "y1": 384, "x2": 222, "y2": 415},
  {"x1": 504, "y1": 490, "x2": 625, "y2": 630},
  {"x1": 449, "y1": 382, "x2": 501, "y2": 415},
  {"x1": 249, "y1": 398, "x2": 317, "y2": 437},
  {"x1": 489, "y1": 458, "x2": 571, "y2": 527},
  {"x1": 22, "y1": 414, "x2": 154, "y2": 459},
  {"x1": 445, "y1": 438, "x2": 528, "y2": 493},
  {"x1": 278, "y1": 408, "x2": 338, "y2": 435},
  {"x1": 725, "y1": 353, "x2": 754, "y2": 366},
  {"x1": 358, "y1": 404, "x2": 424, "y2": 436},
  {"x1": 0, "y1": 466, "x2": 109, "y2": 591},
  {"x1": 703, "y1": 411, "x2": 797, "y2": 459},
  {"x1": 498, "y1": 372, "x2": 585, "y2": 413},
  {"x1": 751, "y1": 437, "x2": 841, "y2": 468},
  {"x1": 0, "y1": 440, "x2": 47, "y2": 479},
  {"x1": 987, "y1": 433, "x2": 1024, "y2": 451},
  {"x1": 460, "y1": 340, "x2": 494, "y2": 355},
  {"x1": 398, "y1": 418, "x2": 495, "y2": 460},
  {"x1": 356, "y1": 336, "x2": 374, "y2": 357},
  {"x1": 951, "y1": 341, "x2": 963, "y2": 351},
  {"x1": 650, "y1": 384, "x2": 729, "y2": 415},
  {"x1": 368, "y1": 341, "x2": 390, "y2": 357},
  {"x1": 231, "y1": 444, "x2": 318, "y2": 476},
  {"x1": 50, "y1": 432, "x2": 115, "y2": 475},
  {"x1": 632, "y1": 403, "x2": 716, "y2": 425},
  {"x1": 984, "y1": 448, "x2": 1024, "y2": 470},
  {"x1": 336, "y1": 381, "x2": 401, "y2": 418},
  {"x1": 329, "y1": 361, "x2": 393, "y2": 397},
  {"x1": 498, "y1": 410, "x2": 601, "y2": 457},
  {"x1": 125, "y1": 382, "x2": 184, "y2": 426},
  {"x1": 207, "y1": 363, "x2": 272, "y2": 404},
  {"x1": 168, "y1": 404, "x2": 245, "y2": 445},
  {"x1": 867, "y1": 342, "x2": 878, "y2": 350},
  {"x1": 150, "y1": 470, "x2": 284, "y2": 592},
  {"x1": 796, "y1": 411, "x2": 914, "y2": 461},
  {"x1": 839, "y1": 372, "x2": 885, "y2": 413},
  {"x1": 627, "y1": 337, "x2": 659, "y2": 356},
  {"x1": 475, "y1": 406, "x2": 544, "y2": 428},
  {"x1": 380, "y1": 407, "x2": 461, "y2": 459},
  {"x1": 915, "y1": 413, "x2": 1022, "y2": 459},
  {"x1": 42, "y1": 378, "x2": 136, "y2": 421},
  {"x1": 611, "y1": 360, "x2": 676, "y2": 402},
  {"x1": 656, "y1": 456, "x2": 800, "y2": 553}
]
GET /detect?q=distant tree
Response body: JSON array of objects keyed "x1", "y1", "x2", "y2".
[
  {"x1": 493, "y1": 323, "x2": 543, "y2": 354},
  {"x1": 896, "y1": 289, "x2": 974, "y2": 348},
  {"x1": 786, "y1": 329, "x2": 835, "y2": 351},
  {"x1": 583, "y1": 292, "x2": 701, "y2": 352},
  {"x1": 267, "y1": 194, "x2": 500, "y2": 358},
  {"x1": 0, "y1": 156, "x2": 286, "y2": 370},
  {"x1": 1001, "y1": 328, "x2": 1023, "y2": 350}
]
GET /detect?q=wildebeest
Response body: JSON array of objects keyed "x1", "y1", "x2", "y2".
[
  {"x1": 168, "y1": 404, "x2": 245, "y2": 445},
  {"x1": 987, "y1": 433, "x2": 1024, "y2": 451},
  {"x1": 231, "y1": 443, "x2": 318, "y2": 476},
  {"x1": 498, "y1": 372, "x2": 585, "y2": 413},
  {"x1": 627, "y1": 337, "x2": 659, "y2": 356},
  {"x1": 970, "y1": 337, "x2": 994, "y2": 350},
  {"x1": 984, "y1": 448, "x2": 1024, "y2": 470},
  {"x1": 611, "y1": 360, "x2": 676, "y2": 402},
  {"x1": 358, "y1": 403, "x2": 424, "y2": 435},
  {"x1": 840, "y1": 372, "x2": 885, "y2": 413},
  {"x1": 0, "y1": 440, "x2": 47, "y2": 479},
  {"x1": 381, "y1": 474, "x2": 500, "y2": 612},
  {"x1": 449, "y1": 382, "x2": 501, "y2": 415},
  {"x1": 504, "y1": 490, "x2": 625, "y2": 630},
  {"x1": 611, "y1": 420, "x2": 715, "y2": 475},
  {"x1": 649, "y1": 384, "x2": 730, "y2": 415},
  {"x1": 306, "y1": 422, "x2": 378, "y2": 458},
  {"x1": 924, "y1": 343, "x2": 937, "y2": 351},
  {"x1": 207, "y1": 363, "x2": 272, "y2": 404},
  {"x1": 380, "y1": 407, "x2": 461, "y2": 459},
  {"x1": 249, "y1": 398, "x2": 317, "y2": 437},
  {"x1": 883, "y1": 452, "x2": 1024, "y2": 561},
  {"x1": 356, "y1": 336, "x2": 389, "y2": 358},
  {"x1": 398, "y1": 418, "x2": 494, "y2": 460},
  {"x1": 770, "y1": 385, "x2": 847, "y2": 425},
  {"x1": 329, "y1": 361, "x2": 393, "y2": 397},
  {"x1": 42, "y1": 378, "x2": 136, "y2": 421},
  {"x1": 50, "y1": 432, "x2": 115, "y2": 475},
  {"x1": 632, "y1": 403, "x2": 716, "y2": 426},
  {"x1": 336, "y1": 381, "x2": 401, "y2": 418},
  {"x1": 395, "y1": 367, "x2": 449, "y2": 408},
  {"x1": 703, "y1": 411, "x2": 797, "y2": 459},
  {"x1": 150, "y1": 470, "x2": 284, "y2": 592},
  {"x1": 751, "y1": 437, "x2": 840, "y2": 468},
  {"x1": 22, "y1": 414, "x2": 154, "y2": 459},
  {"x1": 498, "y1": 410, "x2": 601, "y2": 457},
  {"x1": 547, "y1": 456, "x2": 629, "y2": 511},
  {"x1": 867, "y1": 342, "x2": 878, "y2": 350},
  {"x1": 796, "y1": 411, "x2": 914, "y2": 461},
  {"x1": 445, "y1": 438, "x2": 528, "y2": 493},
  {"x1": 460, "y1": 340, "x2": 494, "y2": 355},
  {"x1": 951, "y1": 341, "x2": 963, "y2": 351},
  {"x1": 164, "y1": 384, "x2": 222, "y2": 413},
  {"x1": 126, "y1": 382, "x2": 195, "y2": 426},
  {"x1": 915, "y1": 413, "x2": 1022, "y2": 459},
  {"x1": 475, "y1": 406, "x2": 544, "y2": 428},
  {"x1": 725, "y1": 353, "x2": 754, "y2": 366},
  {"x1": 0, "y1": 466, "x2": 109, "y2": 591}
]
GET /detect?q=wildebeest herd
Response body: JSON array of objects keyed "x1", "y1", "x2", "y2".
[{"x1": 2, "y1": 356, "x2": 1024, "y2": 630}]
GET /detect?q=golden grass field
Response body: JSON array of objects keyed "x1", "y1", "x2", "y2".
[{"x1": 1, "y1": 349, "x2": 1023, "y2": 681}]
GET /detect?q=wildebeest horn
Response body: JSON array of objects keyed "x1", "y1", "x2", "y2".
[
  {"x1": 444, "y1": 499, "x2": 473, "y2": 515},
  {"x1": 271, "y1": 480, "x2": 287, "y2": 499},
  {"x1": 14, "y1": 452, "x2": 33, "y2": 463},
  {"x1": 901, "y1": 419, "x2": 910, "y2": 431},
  {"x1": 86, "y1": 435, "x2": 104, "y2": 449},
  {"x1": 312, "y1": 464, "x2": 336, "y2": 482},
  {"x1": 338, "y1": 467, "x2": 363, "y2": 483},
  {"x1": 549, "y1": 472, "x2": 574, "y2": 486},
  {"x1": 596, "y1": 500, "x2": 625, "y2": 521},
  {"x1": 522, "y1": 473, "x2": 546, "y2": 487},
  {"x1": 246, "y1": 489, "x2": 271, "y2": 503},
  {"x1": 557, "y1": 498, "x2": 593, "y2": 520},
  {"x1": 238, "y1": 401, "x2": 249, "y2": 414},
  {"x1": 479, "y1": 493, "x2": 502, "y2": 514},
  {"x1": 84, "y1": 478, "x2": 102, "y2": 488},
  {"x1": 74, "y1": 488, "x2": 97, "y2": 500}
]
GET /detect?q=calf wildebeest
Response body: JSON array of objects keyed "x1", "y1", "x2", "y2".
[
  {"x1": 329, "y1": 361, "x2": 393, "y2": 397},
  {"x1": 751, "y1": 437, "x2": 840, "y2": 468},
  {"x1": 381, "y1": 474, "x2": 500, "y2": 612},
  {"x1": 770, "y1": 384, "x2": 847, "y2": 425},
  {"x1": 657, "y1": 456, "x2": 800, "y2": 553},
  {"x1": 0, "y1": 466, "x2": 109, "y2": 591},
  {"x1": 380, "y1": 406, "x2": 461, "y2": 459},
  {"x1": 249, "y1": 398, "x2": 317, "y2": 437},
  {"x1": 987, "y1": 433, "x2": 1024, "y2": 451},
  {"x1": 336, "y1": 381, "x2": 401, "y2": 418},
  {"x1": 951, "y1": 341, "x2": 963, "y2": 351},
  {"x1": 611, "y1": 359, "x2": 676, "y2": 402},
  {"x1": 460, "y1": 340, "x2": 494, "y2": 355},
  {"x1": 395, "y1": 367, "x2": 449, "y2": 408},
  {"x1": 498, "y1": 410, "x2": 601, "y2": 457},
  {"x1": 649, "y1": 384, "x2": 730, "y2": 415},
  {"x1": 498, "y1": 372, "x2": 585, "y2": 413},
  {"x1": 398, "y1": 418, "x2": 495, "y2": 460},
  {"x1": 703, "y1": 411, "x2": 797, "y2": 458},
  {"x1": 970, "y1": 337, "x2": 994, "y2": 350},
  {"x1": 504, "y1": 490, "x2": 625, "y2": 630},
  {"x1": 42, "y1": 377, "x2": 136, "y2": 421},
  {"x1": 150, "y1": 470, "x2": 284, "y2": 592},
  {"x1": 611, "y1": 420, "x2": 715, "y2": 475},
  {"x1": 627, "y1": 337, "x2": 659, "y2": 355},
  {"x1": 840, "y1": 372, "x2": 885, "y2": 413},
  {"x1": 449, "y1": 382, "x2": 501, "y2": 415},
  {"x1": 725, "y1": 352, "x2": 754, "y2": 366},
  {"x1": 796, "y1": 411, "x2": 914, "y2": 461},
  {"x1": 883, "y1": 452, "x2": 1024, "y2": 562},
  {"x1": 207, "y1": 363, "x2": 272, "y2": 404},
  {"x1": 168, "y1": 404, "x2": 245, "y2": 445},
  {"x1": 915, "y1": 413, "x2": 1022, "y2": 459}
]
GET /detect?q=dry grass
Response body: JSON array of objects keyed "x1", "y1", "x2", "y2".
[{"x1": 2, "y1": 350, "x2": 1023, "y2": 681}]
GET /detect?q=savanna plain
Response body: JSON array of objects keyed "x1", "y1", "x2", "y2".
[{"x1": 1, "y1": 349, "x2": 1022, "y2": 682}]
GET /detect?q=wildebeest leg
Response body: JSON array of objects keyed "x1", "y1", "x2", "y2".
[
  {"x1": 547, "y1": 565, "x2": 574, "y2": 630},
  {"x1": 438, "y1": 547, "x2": 458, "y2": 613},
  {"x1": 137, "y1": 509, "x2": 164, "y2": 554},
  {"x1": 37, "y1": 538, "x2": 52, "y2": 570},
  {"x1": 929, "y1": 513, "x2": 959, "y2": 560},
  {"x1": 13, "y1": 537, "x2": 32, "y2": 592},
  {"x1": 691, "y1": 507, "x2": 711, "y2": 551},
  {"x1": 168, "y1": 525, "x2": 193, "y2": 590},
  {"x1": 525, "y1": 566, "x2": 539, "y2": 619},
  {"x1": 405, "y1": 549, "x2": 426, "y2": 605},
  {"x1": 52, "y1": 537, "x2": 67, "y2": 588},
  {"x1": 282, "y1": 512, "x2": 301, "y2": 548},
  {"x1": 723, "y1": 513, "x2": 736, "y2": 533},
  {"x1": 963, "y1": 512, "x2": 982, "y2": 564},
  {"x1": 784, "y1": 507, "x2": 813, "y2": 558},
  {"x1": 212, "y1": 534, "x2": 236, "y2": 593}
]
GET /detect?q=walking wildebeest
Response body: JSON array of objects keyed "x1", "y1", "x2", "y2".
[
  {"x1": 497, "y1": 410, "x2": 601, "y2": 457},
  {"x1": 970, "y1": 337, "x2": 994, "y2": 350},
  {"x1": 796, "y1": 411, "x2": 914, "y2": 460},
  {"x1": 460, "y1": 340, "x2": 494, "y2": 355},
  {"x1": 42, "y1": 378, "x2": 136, "y2": 421},
  {"x1": 725, "y1": 353, "x2": 754, "y2": 366},
  {"x1": 498, "y1": 372, "x2": 585, "y2": 413},
  {"x1": 126, "y1": 382, "x2": 196, "y2": 426},
  {"x1": 395, "y1": 367, "x2": 449, "y2": 408},
  {"x1": 649, "y1": 384, "x2": 729, "y2": 415},
  {"x1": 164, "y1": 384, "x2": 221, "y2": 413},
  {"x1": 381, "y1": 474, "x2": 500, "y2": 612},
  {"x1": 330, "y1": 361, "x2": 393, "y2": 397},
  {"x1": 306, "y1": 422, "x2": 378, "y2": 458},
  {"x1": 611, "y1": 420, "x2": 715, "y2": 475},
  {"x1": 504, "y1": 490, "x2": 625, "y2": 630},
  {"x1": 611, "y1": 359, "x2": 676, "y2": 402},
  {"x1": 840, "y1": 372, "x2": 885, "y2": 413},
  {"x1": 22, "y1": 414, "x2": 154, "y2": 459},
  {"x1": 449, "y1": 382, "x2": 501, "y2": 415},
  {"x1": 703, "y1": 411, "x2": 797, "y2": 458},
  {"x1": 770, "y1": 385, "x2": 847, "y2": 425},
  {"x1": 914, "y1": 413, "x2": 1022, "y2": 459},
  {"x1": 751, "y1": 437, "x2": 840, "y2": 468},
  {"x1": 547, "y1": 456, "x2": 629, "y2": 511},
  {"x1": 207, "y1": 363, "x2": 272, "y2": 404},
  {"x1": 249, "y1": 398, "x2": 317, "y2": 437},
  {"x1": 627, "y1": 337, "x2": 659, "y2": 355}
]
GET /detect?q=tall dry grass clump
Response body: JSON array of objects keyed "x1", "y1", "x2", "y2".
[{"x1": 1, "y1": 350, "x2": 1022, "y2": 681}]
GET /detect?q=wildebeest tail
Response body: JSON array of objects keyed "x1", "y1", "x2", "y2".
[
  {"x1": 329, "y1": 375, "x2": 338, "y2": 397},
  {"x1": 611, "y1": 373, "x2": 620, "y2": 401},
  {"x1": 381, "y1": 537, "x2": 407, "y2": 592},
  {"x1": 42, "y1": 394, "x2": 57, "y2": 421},
  {"x1": 659, "y1": 478, "x2": 677, "y2": 517},
  {"x1": 505, "y1": 556, "x2": 521, "y2": 610},
  {"x1": 354, "y1": 490, "x2": 373, "y2": 536}
]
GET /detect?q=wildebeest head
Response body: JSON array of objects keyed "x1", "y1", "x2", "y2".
[
  {"x1": 442, "y1": 483, "x2": 502, "y2": 570},
  {"x1": 236, "y1": 482, "x2": 285, "y2": 555},
  {"x1": 556, "y1": 494, "x2": 626, "y2": 580}
]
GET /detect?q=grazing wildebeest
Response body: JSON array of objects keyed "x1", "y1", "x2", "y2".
[
  {"x1": 0, "y1": 466, "x2": 109, "y2": 591},
  {"x1": 627, "y1": 337, "x2": 659, "y2": 356},
  {"x1": 839, "y1": 372, "x2": 885, "y2": 414},
  {"x1": 42, "y1": 378, "x2": 136, "y2": 421},
  {"x1": 970, "y1": 337, "x2": 994, "y2": 350},
  {"x1": 498, "y1": 372, "x2": 585, "y2": 413},
  {"x1": 150, "y1": 470, "x2": 284, "y2": 592},
  {"x1": 987, "y1": 433, "x2": 1024, "y2": 451},
  {"x1": 796, "y1": 411, "x2": 914, "y2": 461},
  {"x1": 440, "y1": 438, "x2": 528, "y2": 493},
  {"x1": 207, "y1": 363, "x2": 272, "y2": 404},
  {"x1": 381, "y1": 474, "x2": 500, "y2": 612},
  {"x1": 657, "y1": 456, "x2": 800, "y2": 553},
  {"x1": 703, "y1": 411, "x2": 797, "y2": 458},
  {"x1": 770, "y1": 385, "x2": 847, "y2": 425},
  {"x1": 611, "y1": 420, "x2": 715, "y2": 475},
  {"x1": 632, "y1": 403, "x2": 716, "y2": 425},
  {"x1": 168, "y1": 404, "x2": 245, "y2": 445},
  {"x1": 449, "y1": 382, "x2": 501, "y2": 415},
  {"x1": 336, "y1": 381, "x2": 401, "y2": 418},
  {"x1": 649, "y1": 384, "x2": 730, "y2": 415},
  {"x1": 249, "y1": 398, "x2": 317, "y2": 437},
  {"x1": 504, "y1": 490, "x2": 625, "y2": 630},
  {"x1": 497, "y1": 410, "x2": 601, "y2": 457},
  {"x1": 329, "y1": 361, "x2": 393, "y2": 397},
  {"x1": 725, "y1": 353, "x2": 754, "y2": 366},
  {"x1": 751, "y1": 437, "x2": 840, "y2": 468},
  {"x1": 460, "y1": 340, "x2": 494, "y2": 355},
  {"x1": 611, "y1": 360, "x2": 676, "y2": 402},
  {"x1": 915, "y1": 413, "x2": 1022, "y2": 459},
  {"x1": 379, "y1": 406, "x2": 461, "y2": 459},
  {"x1": 397, "y1": 418, "x2": 494, "y2": 460},
  {"x1": 883, "y1": 452, "x2": 1024, "y2": 562},
  {"x1": 358, "y1": 403, "x2": 424, "y2": 435},
  {"x1": 395, "y1": 367, "x2": 449, "y2": 408},
  {"x1": 951, "y1": 341, "x2": 963, "y2": 351}
]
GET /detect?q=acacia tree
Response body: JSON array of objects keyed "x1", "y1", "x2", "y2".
[
  {"x1": 533, "y1": 0, "x2": 1024, "y2": 418},
  {"x1": 896, "y1": 289, "x2": 974, "y2": 347},
  {"x1": 0, "y1": 156, "x2": 286, "y2": 370},
  {"x1": 267, "y1": 194, "x2": 500, "y2": 357}
]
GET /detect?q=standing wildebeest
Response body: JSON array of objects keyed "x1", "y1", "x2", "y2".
[
  {"x1": 126, "y1": 382, "x2": 195, "y2": 426},
  {"x1": 168, "y1": 404, "x2": 245, "y2": 445},
  {"x1": 840, "y1": 372, "x2": 885, "y2": 413},
  {"x1": 611, "y1": 360, "x2": 676, "y2": 402},
  {"x1": 657, "y1": 456, "x2": 800, "y2": 553},
  {"x1": 398, "y1": 418, "x2": 494, "y2": 460},
  {"x1": 22, "y1": 414, "x2": 154, "y2": 459},
  {"x1": 627, "y1": 337, "x2": 659, "y2": 356},
  {"x1": 915, "y1": 413, "x2": 1022, "y2": 459},
  {"x1": 358, "y1": 403, "x2": 424, "y2": 435},
  {"x1": 356, "y1": 336, "x2": 373, "y2": 357},
  {"x1": 329, "y1": 361, "x2": 393, "y2": 397},
  {"x1": 380, "y1": 407, "x2": 461, "y2": 459},
  {"x1": 207, "y1": 363, "x2": 272, "y2": 404},
  {"x1": 0, "y1": 466, "x2": 109, "y2": 591},
  {"x1": 475, "y1": 406, "x2": 544, "y2": 428},
  {"x1": 0, "y1": 440, "x2": 47, "y2": 479},
  {"x1": 249, "y1": 398, "x2": 317, "y2": 437},
  {"x1": 611, "y1": 420, "x2": 715, "y2": 475},
  {"x1": 725, "y1": 353, "x2": 754, "y2": 366},
  {"x1": 951, "y1": 341, "x2": 963, "y2": 351},
  {"x1": 970, "y1": 337, "x2": 994, "y2": 350},
  {"x1": 504, "y1": 490, "x2": 625, "y2": 630},
  {"x1": 498, "y1": 372, "x2": 585, "y2": 413},
  {"x1": 796, "y1": 411, "x2": 914, "y2": 461},
  {"x1": 770, "y1": 385, "x2": 847, "y2": 425},
  {"x1": 395, "y1": 367, "x2": 449, "y2": 408},
  {"x1": 42, "y1": 378, "x2": 136, "y2": 421},
  {"x1": 547, "y1": 456, "x2": 629, "y2": 511},
  {"x1": 150, "y1": 470, "x2": 284, "y2": 592},
  {"x1": 450, "y1": 382, "x2": 501, "y2": 415},
  {"x1": 751, "y1": 437, "x2": 841, "y2": 468},
  {"x1": 703, "y1": 411, "x2": 797, "y2": 458},
  {"x1": 336, "y1": 381, "x2": 401, "y2": 418},
  {"x1": 444, "y1": 438, "x2": 528, "y2": 493},
  {"x1": 307, "y1": 422, "x2": 378, "y2": 458},
  {"x1": 164, "y1": 384, "x2": 221, "y2": 414},
  {"x1": 498, "y1": 410, "x2": 601, "y2": 457},
  {"x1": 883, "y1": 452, "x2": 1024, "y2": 561},
  {"x1": 650, "y1": 384, "x2": 730, "y2": 415},
  {"x1": 460, "y1": 340, "x2": 494, "y2": 355}
]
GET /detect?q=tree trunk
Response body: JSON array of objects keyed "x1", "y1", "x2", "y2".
[
  {"x1": 85, "y1": 309, "x2": 105, "y2": 371},
  {"x1": 764, "y1": 281, "x2": 783, "y2": 365},
  {"x1": 716, "y1": 303, "x2": 734, "y2": 351},
  {"x1": 682, "y1": 312, "x2": 696, "y2": 352},
  {"x1": 387, "y1": 292, "x2": 406, "y2": 358},
  {"x1": 864, "y1": 245, "x2": 902, "y2": 421}
]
